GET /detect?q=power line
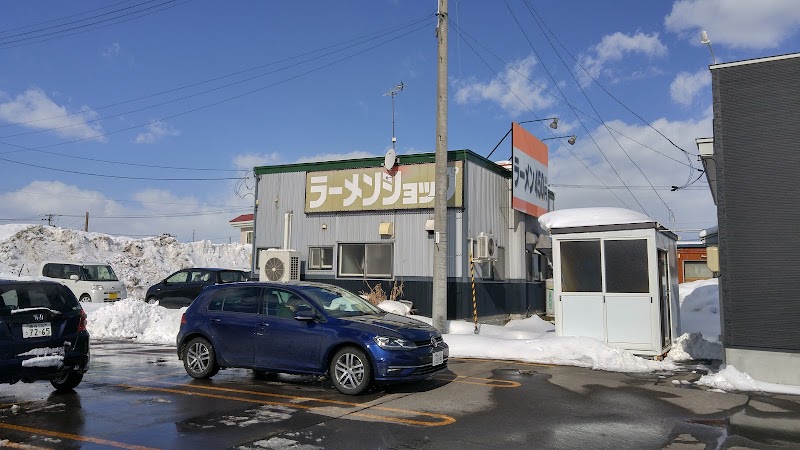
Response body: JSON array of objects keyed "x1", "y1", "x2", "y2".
[
  {"x1": 550, "y1": 184, "x2": 707, "y2": 191},
  {"x1": 0, "y1": 14, "x2": 434, "y2": 141},
  {"x1": 0, "y1": 0, "x2": 137, "y2": 35},
  {"x1": 0, "y1": 0, "x2": 181, "y2": 47},
  {"x1": 34, "y1": 208, "x2": 249, "y2": 220},
  {"x1": 0, "y1": 17, "x2": 433, "y2": 171},
  {"x1": 0, "y1": 0, "x2": 161, "y2": 41},
  {"x1": 517, "y1": 1, "x2": 674, "y2": 221},
  {"x1": 0, "y1": 187, "x2": 249, "y2": 207},
  {"x1": 0, "y1": 155, "x2": 245, "y2": 181},
  {"x1": 450, "y1": 24, "x2": 695, "y2": 170},
  {"x1": 449, "y1": 20, "x2": 631, "y2": 209},
  {"x1": 501, "y1": 3, "x2": 647, "y2": 214}
]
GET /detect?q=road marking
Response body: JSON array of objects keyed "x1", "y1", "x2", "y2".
[
  {"x1": 0, "y1": 422, "x2": 157, "y2": 450},
  {"x1": 0, "y1": 440, "x2": 49, "y2": 450},
  {"x1": 117, "y1": 383, "x2": 455, "y2": 427},
  {"x1": 450, "y1": 357, "x2": 556, "y2": 368},
  {"x1": 436, "y1": 375, "x2": 520, "y2": 388}
]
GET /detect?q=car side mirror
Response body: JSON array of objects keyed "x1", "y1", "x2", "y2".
[
  {"x1": 294, "y1": 311, "x2": 316, "y2": 322},
  {"x1": 69, "y1": 275, "x2": 79, "y2": 281}
]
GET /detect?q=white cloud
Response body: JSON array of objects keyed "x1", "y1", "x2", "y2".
[
  {"x1": 295, "y1": 151, "x2": 377, "y2": 164},
  {"x1": 233, "y1": 152, "x2": 282, "y2": 170},
  {"x1": 102, "y1": 42, "x2": 121, "y2": 57},
  {"x1": 0, "y1": 89, "x2": 105, "y2": 141},
  {"x1": 133, "y1": 121, "x2": 179, "y2": 144},
  {"x1": 454, "y1": 55, "x2": 555, "y2": 117},
  {"x1": 547, "y1": 111, "x2": 715, "y2": 236},
  {"x1": 670, "y1": 68, "x2": 711, "y2": 106},
  {"x1": 665, "y1": 0, "x2": 800, "y2": 49},
  {"x1": 577, "y1": 32, "x2": 667, "y2": 86}
]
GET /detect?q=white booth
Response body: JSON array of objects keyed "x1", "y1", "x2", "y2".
[{"x1": 539, "y1": 208, "x2": 681, "y2": 357}]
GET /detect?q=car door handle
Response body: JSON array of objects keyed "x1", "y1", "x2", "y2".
[
  {"x1": 258, "y1": 323, "x2": 270, "y2": 327},
  {"x1": 210, "y1": 318, "x2": 221, "y2": 323}
]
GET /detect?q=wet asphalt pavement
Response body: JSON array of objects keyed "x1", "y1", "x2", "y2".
[{"x1": 1, "y1": 341, "x2": 800, "y2": 449}]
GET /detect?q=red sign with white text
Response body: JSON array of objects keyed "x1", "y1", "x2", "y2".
[{"x1": 511, "y1": 122, "x2": 549, "y2": 217}]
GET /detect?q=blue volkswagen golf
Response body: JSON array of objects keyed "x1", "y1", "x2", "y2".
[{"x1": 177, "y1": 282, "x2": 448, "y2": 394}]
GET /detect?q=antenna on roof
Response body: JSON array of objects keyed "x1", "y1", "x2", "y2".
[{"x1": 383, "y1": 82, "x2": 404, "y2": 170}]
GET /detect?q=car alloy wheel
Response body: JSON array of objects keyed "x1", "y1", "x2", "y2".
[
  {"x1": 183, "y1": 337, "x2": 218, "y2": 379},
  {"x1": 79, "y1": 294, "x2": 92, "y2": 303},
  {"x1": 330, "y1": 347, "x2": 372, "y2": 395}
]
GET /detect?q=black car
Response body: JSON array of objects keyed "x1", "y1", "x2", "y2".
[
  {"x1": 0, "y1": 279, "x2": 90, "y2": 392},
  {"x1": 145, "y1": 268, "x2": 250, "y2": 309}
]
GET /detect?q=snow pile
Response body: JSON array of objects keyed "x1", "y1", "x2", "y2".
[
  {"x1": 377, "y1": 300, "x2": 411, "y2": 315},
  {"x1": 0, "y1": 224, "x2": 251, "y2": 298},
  {"x1": 538, "y1": 207, "x2": 653, "y2": 232},
  {"x1": 666, "y1": 332, "x2": 723, "y2": 361},
  {"x1": 697, "y1": 365, "x2": 800, "y2": 396},
  {"x1": 679, "y1": 278, "x2": 720, "y2": 342},
  {"x1": 411, "y1": 315, "x2": 673, "y2": 373},
  {"x1": 85, "y1": 299, "x2": 185, "y2": 344}
]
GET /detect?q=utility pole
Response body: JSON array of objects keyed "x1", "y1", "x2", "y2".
[
  {"x1": 42, "y1": 214, "x2": 55, "y2": 226},
  {"x1": 84, "y1": 212, "x2": 89, "y2": 232},
  {"x1": 192, "y1": 229, "x2": 195, "y2": 242},
  {"x1": 432, "y1": 0, "x2": 448, "y2": 333}
]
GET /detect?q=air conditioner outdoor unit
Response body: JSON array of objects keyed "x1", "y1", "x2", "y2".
[
  {"x1": 259, "y1": 249, "x2": 301, "y2": 282},
  {"x1": 475, "y1": 232, "x2": 497, "y2": 261}
]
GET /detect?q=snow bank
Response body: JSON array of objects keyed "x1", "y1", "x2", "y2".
[
  {"x1": 0, "y1": 224, "x2": 251, "y2": 298},
  {"x1": 538, "y1": 207, "x2": 652, "y2": 232},
  {"x1": 697, "y1": 365, "x2": 800, "y2": 396},
  {"x1": 666, "y1": 332, "x2": 723, "y2": 361},
  {"x1": 86, "y1": 298, "x2": 184, "y2": 344},
  {"x1": 679, "y1": 278, "x2": 720, "y2": 342}
]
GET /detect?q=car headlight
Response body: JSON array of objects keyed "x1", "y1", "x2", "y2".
[
  {"x1": 91, "y1": 285, "x2": 103, "y2": 290},
  {"x1": 374, "y1": 336, "x2": 417, "y2": 350}
]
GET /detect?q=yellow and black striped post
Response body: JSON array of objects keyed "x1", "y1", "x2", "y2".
[{"x1": 471, "y1": 245, "x2": 478, "y2": 334}]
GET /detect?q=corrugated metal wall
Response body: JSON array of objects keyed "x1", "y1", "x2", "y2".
[{"x1": 714, "y1": 56, "x2": 800, "y2": 352}]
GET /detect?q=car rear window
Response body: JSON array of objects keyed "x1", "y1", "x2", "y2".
[{"x1": 0, "y1": 284, "x2": 81, "y2": 316}]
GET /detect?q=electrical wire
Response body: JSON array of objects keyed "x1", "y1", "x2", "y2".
[
  {"x1": 0, "y1": 187, "x2": 249, "y2": 207},
  {"x1": 0, "y1": 0, "x2": 180, "y2": 47},
  {"x1": 450, "y1": 24, "x2": 695, "y2": 170},
  {"x1": 501, "y1": 3, "x2": 647, "y2": 214},
  {"x1": 517, "y1": 1, "x2": 674, "y2": 220},
  {"x1": 48, "y1": 208, "x2": 250, "y2": 219},
  {"x1": 0, "y1": 154, "x2": 245, "y2": 180},
  {"x1": 0, "y1": 0, "x2": 137, "y2": 35},
  {"x1": 0, "y1": 14, "x2": 434, "y2": 134},
  {"x1": 449, "y1": 21, "x2": 632, "y2": 209},
  {"x1": 0, "y1": 17, "x2": 433, "y2": 172}
]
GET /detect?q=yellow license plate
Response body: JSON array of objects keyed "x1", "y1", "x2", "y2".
[{"x1": 109, "y1": 292, "x2": 118, "y2": 299}]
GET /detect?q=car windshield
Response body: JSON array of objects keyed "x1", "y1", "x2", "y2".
[
  {"x1": 82, "y1": 265, "x2": 118, "y2": 281},
  {"x1": 0, "y1": 284, "x2": 80, "y2": 316},
  {"x1": 298, "y1": 285, "x2": 383, "y2": 317}
]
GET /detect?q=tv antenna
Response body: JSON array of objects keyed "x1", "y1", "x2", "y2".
[{"x1": 383, "y1": 82, "x2": 404, "y2": 170}]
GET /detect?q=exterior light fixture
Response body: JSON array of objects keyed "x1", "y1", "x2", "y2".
[
  {"x1": 542, "y1": 135, "x2": 577, "y2": 145},
  {"x1": 519, "y1": 117, "x2": 558, "y2": 130}
]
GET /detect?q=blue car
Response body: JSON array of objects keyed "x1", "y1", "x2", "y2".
[{"x1": 176, "y1": 282, "x2": 448, "y2": 394}]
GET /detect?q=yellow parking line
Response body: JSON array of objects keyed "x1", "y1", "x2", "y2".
[
  {"x1": 117, "y1": 383, "x2": 455, "y2": 427},
  {"x1": 436, "y1": 375, "x2": 520, "y2": 388},
  {"x1": 450, "y1": 357, "x2": 556, "y2": 368},
  {"x1": 0, "y1": 422, "x2": 157, "y2": 450}
]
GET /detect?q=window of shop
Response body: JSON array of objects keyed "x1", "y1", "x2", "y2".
[
  {"x1": 338, "y1": 243, "x2": 393, "y2": 278},
  {"x1": 308, "y1": 246, "x2": 333, "y2": 270},
  {"x1": 683, "y1": 260, "x2": 713, "y2": 282}
]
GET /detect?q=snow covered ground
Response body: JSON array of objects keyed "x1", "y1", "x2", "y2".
[{"x1": 0, "y1": 224, "x2": 793, "y2": 396}]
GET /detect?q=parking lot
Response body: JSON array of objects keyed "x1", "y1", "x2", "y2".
[{"x1": 2, "y1": 341, "x2": 800, "y2": 449}]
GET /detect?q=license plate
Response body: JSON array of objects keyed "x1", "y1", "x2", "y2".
[
  {"x1": 432, "y1": 350, "x2": 444, "y2": 366},
  {"x1": 22, "y1": 323, "x2": 51, "y2": 339},
  {"x1": 108, "y1": 292, "x2": 118, "y2": 299}
]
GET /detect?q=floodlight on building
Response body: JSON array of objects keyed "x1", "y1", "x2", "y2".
[{"x1": 542, "y1": 135, "x2": 577, "y2": 145}]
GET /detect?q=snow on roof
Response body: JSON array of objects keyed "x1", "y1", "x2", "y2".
[
  {"x1": 538, "y1": 207, "x2": 653, "y2": 233},
  {"x1": 699, "y1": 225, "x2": 718, "y2": 238}
]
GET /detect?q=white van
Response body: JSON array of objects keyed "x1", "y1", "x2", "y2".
[{"x1": 39, "y1": 261, "x2": 127, "y2": 303}]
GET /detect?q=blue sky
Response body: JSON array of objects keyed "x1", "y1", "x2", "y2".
[{"x1": 1, "y1": 0, "x2": 799, "y2": 242}]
